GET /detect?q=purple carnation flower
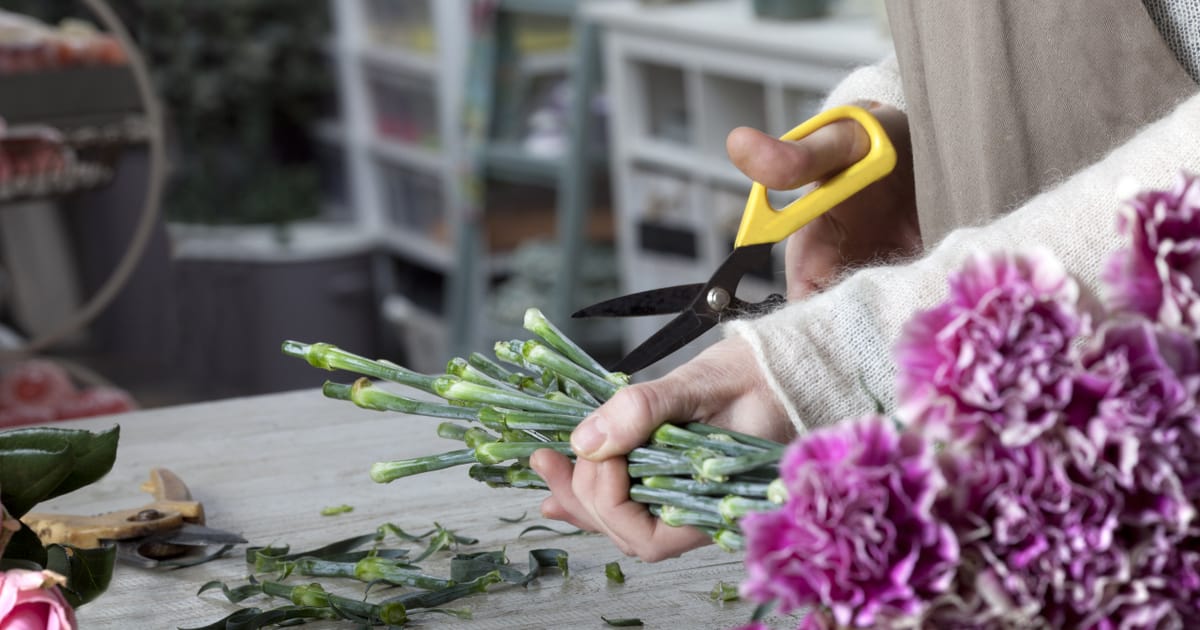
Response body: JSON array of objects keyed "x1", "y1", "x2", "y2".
[
  {"x1": 1066, "y1": 318, "x2": 1200, "y2": 532},
  {"x1": 895, "y1": 250, "x2": 1086, "y2": 447},
  {"x1": 933, "y1": 439, "x2": 1126, "y2": 627},
  {"x1": 739, "y1": 417, "x2": 958, "y2": 627},
  {"x1": 1103, "y1": 171, "x2": 1200, "y2": 337}
]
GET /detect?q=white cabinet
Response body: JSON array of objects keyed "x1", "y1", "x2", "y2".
[
  {"x1": 584, "y1": 0, "x2": 893, "y2": 379},
  {"x1": 328, "y1": 0, "x2": 469, "y2": 267}
]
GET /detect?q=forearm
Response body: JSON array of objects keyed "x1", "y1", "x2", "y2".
[{"x1": 729, "y1": 90, "x2": 1200, "y2": 432}]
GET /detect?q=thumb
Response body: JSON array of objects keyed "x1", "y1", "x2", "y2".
[
  {"x1": 571, "y1": 379, "x2": 698, "y2": 461},
  {"x1": 725, "y1": 119, "x2": 869, "y2": 190}
]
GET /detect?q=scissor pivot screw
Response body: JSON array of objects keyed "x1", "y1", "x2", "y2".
[
  {"x1": 130, "y1": 509, "x2": 164, "y2": 522},
  {"x1": 707, "y1": 288, "x2": 731, "y2": 312}
]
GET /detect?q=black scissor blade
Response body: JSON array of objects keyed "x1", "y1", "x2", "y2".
[
  {"x1": 572, "y1": 284, "x2": 705, "y2": 318},
  {"x1": 612, "y1": 309, "x2": 713, "y2": 374}
]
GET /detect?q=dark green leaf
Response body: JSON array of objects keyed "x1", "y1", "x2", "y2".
[
  {"x1": 198, "y1": 579, "x2": 265, "y2": 604},
  {"x1": 179, "y1": 607, "x2": 261, "y2": 630},
  {"x1": 1, "y1": 524, "x2": 48, "y2": 566},
  {"x1": 375, "y1": 522, "x2": 436, "y2": 542},
  {"x1": 497, "y1": 511, "x2": 528, "y2": 524},
  {"x1": 0, "y1": 444, "x2": 72, "y2": 517},
  {"x1": 44, "y1": 543, "x2": 116, "y2": 608},
  {"x1": 451, "y1": 550, "x2": 521, "y2": 584},
  {"x1": 411, "y1": 524, "x2": 477, "y2": 563},
  {"x1": 527, "y1": 548, "x2": 569, "y2": 583},
  {"x1": 602, "y1": 616, "x2": 644, "y2": 627},
  {"x1": 182, "y1": 605, "x2": 335, "y2": 630},
  {"x1": 146, "y1": 544, "x2": 237, "y2": 570},
  {"x1": 246, "y1": 531, "x2": 378, "y2": 564},
  {"x1": 0, "y1": 426, "x2": 120, "y2": 517},
  {"x1": 384, "y1": 571, "x2": 501, "y2": 610},
  {"x1": 518, "y1": 524, "x2": 586, "y2": 538}
]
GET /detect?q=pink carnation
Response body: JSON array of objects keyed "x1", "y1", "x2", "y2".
[
  {"x1": 739, "y1": 417, "x2": 957, "y2": 627},
  {"x1": 1103, "y1": 171, "x2": 1200, "y2": 337},
  {"x1": 0, "y1": 569, "x2": 75, "y2": 630},
  {"x1": 896, "y1": 250, "x2": 1086, "y2": 447}
]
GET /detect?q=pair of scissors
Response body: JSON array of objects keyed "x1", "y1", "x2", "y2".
[
  {"x1": 23, "y1": 468, "x2": 246, "y2": 568},
  {"x1": 573, "y1": 105, "x2": 897, "y2": 374}
]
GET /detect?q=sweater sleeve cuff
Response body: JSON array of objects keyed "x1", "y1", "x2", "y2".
[{"x1": 821, "y1": 54, "x2": 906, "y2": 112}]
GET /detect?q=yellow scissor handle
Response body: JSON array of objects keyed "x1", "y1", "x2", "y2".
[{"x1": 733, "y1": 105, "x2": 897, "y2": 248}]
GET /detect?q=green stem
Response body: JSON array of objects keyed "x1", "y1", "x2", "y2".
[
  {"x1": 447, "y1": 357, "x2": 522, "y2": 393},
  {"x1": 436, "y1": 422, "x2": 469, "y2": 442},
  {"x1": 718, "y1": 496, "x2": 778, "y2": 524},
  {"x1": 640, "y1": 475, "x2": 770, "y2": 498},
  {"x1": 521, "y1": 340, "x2": 620, "y2": 401},
  {"x1": 651, "y1": 424, "x2": 764, "y2": 457},
  {"x1": 370, "y1": 449, "x2": 477, "y2": 483},
  {"x1": 488, "y1": 409, "x2": 582, "y2": 433},
  {"x1": 558, "y1": 375, "x2": 602, "y2": 406},
  {"x1": 474, "y1": 442, "x2": 572, "y2": 465},
  {"x1": 654, "y1": 504, "x2": 728, "y2": 530},
  {"x1": 523, "y1": 307, "x2": 627, "y2": 387},
  {"x1": 698, "y1": 451, "x2": 781, "y2": 483},
  {"x1": 627, "y1": 461, "x2": 694, "y2": 477},
  {"x1": 337, "y1": 379, "x2": 478, "y2": 421},
  {"x1": 283, "y1": 340, "x2": 437, "y2": 393},
  {"x1": 684, "y1": 422, "x2": 785, "y2": 453},
  {"x1": 629, "y1": 485, "x2": 721, "y2": 515},
  {"x1": 434, "y1": 378, "x2": 589, "y2": 417},
  {"x1": 494, "y1": 340, "x2": 543, "y2": 376},
  {"x1": 713, "y1": 529, "x2": 745, "y2": 552},
  {"x1": 354, "y1": 556, "x2": 454, "y2": 589},
  {"x1": 463, "y1": 427, "x2": 499, "y2": 449}
]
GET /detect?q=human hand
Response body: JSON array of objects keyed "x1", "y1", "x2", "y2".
[
  {"x1": 528, "y1": 336, "x2": 794, "y2": 561},
  {"x1": 725, "y1": 103, "x2": 918, "y2": 299}
]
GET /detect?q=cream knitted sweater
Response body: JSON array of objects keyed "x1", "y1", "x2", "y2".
[{"x1": 726, "y1": 66, "x2": 1200, "y2": 433}]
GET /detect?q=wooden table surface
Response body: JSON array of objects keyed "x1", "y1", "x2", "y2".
[{"x1": 38, "y1": 389, "x2": 789, "y2": 629}]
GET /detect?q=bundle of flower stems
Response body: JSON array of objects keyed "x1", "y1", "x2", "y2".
[{"x1": 282, "y1": 308, "x2": 785, "y2": 551}]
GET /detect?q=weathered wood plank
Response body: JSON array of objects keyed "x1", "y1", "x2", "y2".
[{"x1": 37, "y1": 389, "x2": 797, "y2": 629}]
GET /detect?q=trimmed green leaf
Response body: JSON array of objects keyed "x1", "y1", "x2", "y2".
[
  {"x1": 319, "y1": 504, "x2": 353, "y2": 516},
  {"x1": 602, "y1": 616, "x2": 645, "y2": 627},
  {"x1": 45, "y1": 543, "x2": 116, "y2": 608},
  {"x1": 498, "y1": 511, "x2": 528, "y2": 523},
  {"x1": 518, "y1": 524, "x2": 586, "y2": 538},
  {"x1": 198, "y1": 578, "x2": 264, "y2": 604}
]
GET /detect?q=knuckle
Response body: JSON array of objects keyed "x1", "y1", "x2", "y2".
[{"x1": 608, "y1": 384, "x2": 664, "y2": 433}]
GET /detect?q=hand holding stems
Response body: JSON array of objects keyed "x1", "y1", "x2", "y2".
[
  {"x1": 530, "y1": 336, "x2": 793, "y2": 561},
  {"x1": 531, "y1": 105, "x2": 918, "y2": 561},
  {"x1": 726, "y1": 103, "x2": 918, "y2": 298}
]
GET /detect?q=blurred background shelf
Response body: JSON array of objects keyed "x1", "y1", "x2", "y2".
[{"x1": 585, "y1": 0, "x2": 893, "y2": 380}]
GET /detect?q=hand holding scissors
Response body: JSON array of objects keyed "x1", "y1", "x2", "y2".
[{"x1": 575, "y1": 105, "x2": 901, "y2": 375}]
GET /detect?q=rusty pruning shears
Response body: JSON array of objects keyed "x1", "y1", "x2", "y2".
[
  {"x1": 574, "y1": 105, "x2": 897, "y2": 374},
  {"x1": 23, "y1": 468, "x2": 246, "y2": 569}
]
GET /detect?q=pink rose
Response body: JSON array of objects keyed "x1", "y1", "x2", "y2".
[{"x1": 0, "y1": 569, "x2": 76, "y2": 630}]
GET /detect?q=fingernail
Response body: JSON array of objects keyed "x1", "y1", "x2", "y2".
[{"x1": 571, "y1": 415, "x2": 607, "y2": 456}]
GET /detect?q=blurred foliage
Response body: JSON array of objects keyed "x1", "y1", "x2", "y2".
[{"x1": 2, "y1": 0, "x2": 334, "y2": 225}]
